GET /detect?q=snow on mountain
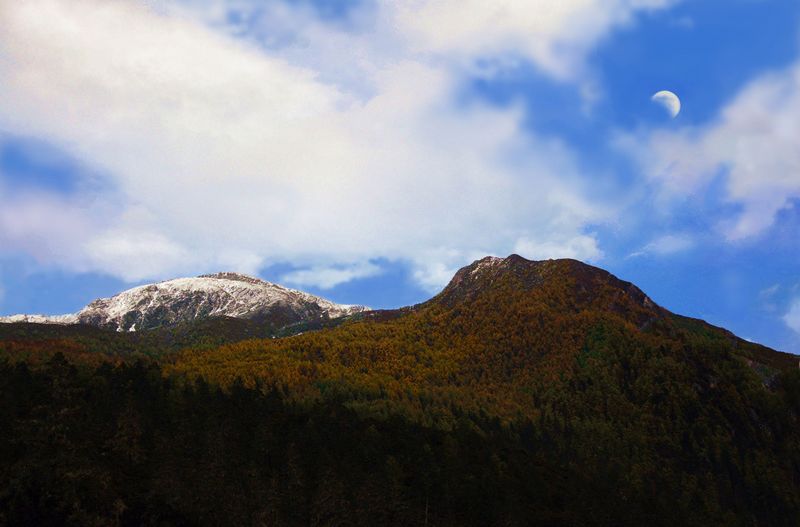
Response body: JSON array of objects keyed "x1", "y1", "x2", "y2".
[
  {"x1": 0, "y1": 272, "x2": 368, "y2": 332},
  {"x1": 0, "y1": 314, "x2": 79, "y2": 325}
]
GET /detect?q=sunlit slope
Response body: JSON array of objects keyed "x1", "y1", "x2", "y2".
[{"x1": 169, "y1": 255, "x2": 797, "y2": 421}]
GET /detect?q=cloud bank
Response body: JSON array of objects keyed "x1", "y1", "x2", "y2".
[{"x1": 0, "y1": 0, "x2": 678, "y2": 289}]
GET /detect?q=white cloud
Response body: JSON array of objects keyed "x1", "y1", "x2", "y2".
[
  {"x1": 388, "y1": 0, "x2": 679, "y2": 80},
  {"x1": 0, "y1": 0, "x2": 675, "y2": 289},
  {"x1": 281, "y1": 262, "x2": 382, "y2": 290},
  {"x1": 409, "y1": 247, "x2": 502, "y2": 292},
  {"x1": 628, "y1": 233, "x2": 694, "y2": 258},
  {"x1": 0, "y1": 187, "x2": 98, "y2": 268},
  {"x1": 85, "y1": 230, "x2": 193, "y2": 283},
  {"x1": 784, "y1": 298, "x2": 800, "y2": 334},
  {"x1": 412, "y1": 261, "x2": 461, "y2": 293},
  {"x1": 628, "y1": 61, "x2": 800, "y2": 240},
  {"x1": 173, "y1": 0, "x2": 679, "y2": 81},
  {"x1": 514, "y1": 235, "x2": 603, "y2": 262}
]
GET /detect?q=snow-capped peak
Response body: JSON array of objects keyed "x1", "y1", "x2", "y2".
[{"x1": 1, "y1": 273, "x2": 369, "y2": 332}]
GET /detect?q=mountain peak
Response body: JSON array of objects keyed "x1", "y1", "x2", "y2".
[
  {"x1": 1, "y1": 272, "x2": 368, "y2": 332},
  {"x1": 77, "y1": 274, "x2": 368, "y2": 331},
  {"x1": 433, "y1": 255, "x2": 663, "y2": 328}
]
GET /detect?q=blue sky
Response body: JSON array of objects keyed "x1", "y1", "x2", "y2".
[{"x1": 1, "y1": 0, "x2": 799, "y2": 353}]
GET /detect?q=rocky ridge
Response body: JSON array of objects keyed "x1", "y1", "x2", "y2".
[{"x1": 0, "y1": 272, "x2": 368, "y2": 332}]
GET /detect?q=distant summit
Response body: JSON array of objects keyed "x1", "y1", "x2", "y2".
[
  {"x1": 432, "y1": 255, "x2": 662, "y2": 325},
  {"x1": 0, "y1": 273, "x2": 368, "y2": 332}
]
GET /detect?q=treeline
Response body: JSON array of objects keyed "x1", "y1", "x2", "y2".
[{"x1": 2, "y1": 352, "x2": 799, "y2": 526}]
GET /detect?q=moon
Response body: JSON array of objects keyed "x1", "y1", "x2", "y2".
[{"x1": 651, "y1": 90, "x2": 681, "y2": 118}]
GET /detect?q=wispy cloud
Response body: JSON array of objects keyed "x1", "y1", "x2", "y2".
[
  {"x1": 281, "y1": 262, "x2": 383, "y2": 290},
  {"x1": 628, "y1": 233, "x2": 695, "y2": 258},
  {"x1": 784, "y1": 298, "x2": 800, "y2": 334},
  {"x1": 759, "y1": 284, "x2": 781, "y2": 313},
  {"x1": 626, "y1": 61, "x2": 800, "y2": 241}
]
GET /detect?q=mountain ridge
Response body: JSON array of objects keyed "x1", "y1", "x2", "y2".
[
  {"x1": 0, "y1": 272, "x2": 368, "y2": 332},
  {"x1": 167, "y1": 254, "x2": 798, "y2": 407},
  {"x1": 1, "y1": 256, "x2": 796, "y2": 364},
  {"x1": 3, "y1": 255, "x2": 800, "y2": 524},
  {"x1": 431, "y1": 254, "x2": 796, "y2": 371}
]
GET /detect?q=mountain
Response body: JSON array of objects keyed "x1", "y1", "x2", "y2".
[
  {"x1": 431, "y1": 254, "x2": 663, "y2": 320},
  {"x1": 159, "y1": 255, "x2": 800, "y2": 523},
  {"x1": 0, "y1": 272, "x2": 367, "y2": 332},
  {"x1": 172, "y1": 255, "x2": 798, "y2": 408},
  {"x1": 2, "y1": 256, "x2": 799, "y2": 525},
  {"x1": 429, "y1": 254, "x2": 797, "y2": 370}
]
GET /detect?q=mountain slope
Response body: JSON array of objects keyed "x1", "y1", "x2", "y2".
[
  {"x1": 3, "y1": 255, "x2": 799, "y2": 525},
  {"x1": 170, "y1": 255, "x2": 797, "y2": 415},
  {"x1": 160, "y1": 255, "x2": 800, "y2": 523},
  {"x1": 0, "y1": 272, "x2": 367, "y2": 332},
  {"x1": 429, "y1": 255, "x2": 796, "y2": 372}
]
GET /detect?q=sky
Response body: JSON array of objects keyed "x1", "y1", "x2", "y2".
[{"x1": 0, "y1": 0, "x2": 799, "y2": 353}]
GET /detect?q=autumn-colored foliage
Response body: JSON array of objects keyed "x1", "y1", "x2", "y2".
[
  {"x1": 168, "y1": 257, "x2": 796, "y2": 424},
  {"x1": 2, "y1": 257, "x2": 799, "y2": 524}
]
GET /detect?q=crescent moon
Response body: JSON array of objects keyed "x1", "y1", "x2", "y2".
[{"x1": 651, "y1": 90, "x2": 681, "y2": 118}]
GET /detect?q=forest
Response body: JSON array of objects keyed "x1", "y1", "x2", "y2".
[{"x1": 2, "y1": 258, "x2": 799, "y2": 525}]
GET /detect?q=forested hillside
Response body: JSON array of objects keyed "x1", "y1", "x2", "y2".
[{"x1": 2, "y1": 256, "x2": 799, "y2": 525}]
